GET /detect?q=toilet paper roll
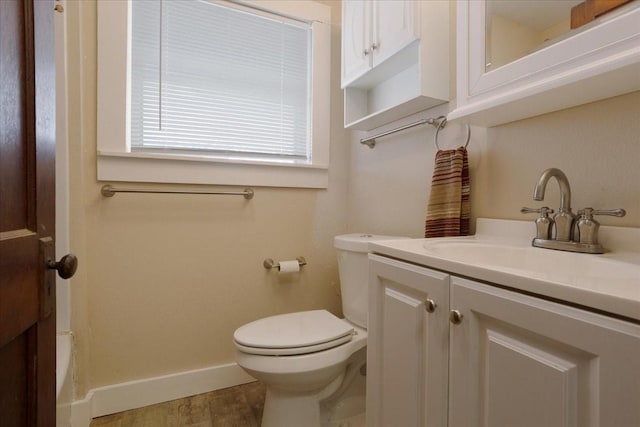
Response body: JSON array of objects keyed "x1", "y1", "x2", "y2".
[{"x1": 278, "y1": 260, "x2": 300, "y2": 274}]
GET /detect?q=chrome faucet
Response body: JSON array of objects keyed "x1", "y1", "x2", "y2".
[
  {"x1": 532, "y1": 168, "x2": 575, "y2": 241},
  {"x1": 522, "y1": 168, "x2": 626, "y2": 254}
]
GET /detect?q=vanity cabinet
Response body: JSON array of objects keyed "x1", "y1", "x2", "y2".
[
  {"x1": 367, "y1": 255, "x2": 449, "y2": 427},
  {"x1": 448, "y1": 0, "x2": 640, "y2": 126},
  {"x1": 367, "y1": 254, "x2": 640, "y2": 426},
  {"x1": 341, "y1": 1, "x2": 449, "y2": 130},
  {"x1": 449, "y1": 277, "x2": 640, "y2": 427}
]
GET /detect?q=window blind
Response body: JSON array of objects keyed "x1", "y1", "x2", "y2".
[{"x1": 131, "y1": 0, "x2": 312, "y2": 161}]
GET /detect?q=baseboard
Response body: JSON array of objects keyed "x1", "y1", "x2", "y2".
[{"x1": 70, "y1": 362, "x2": 255, "y2": 427}]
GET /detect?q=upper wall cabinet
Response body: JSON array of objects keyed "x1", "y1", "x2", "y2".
[
  {"x1": 448, "y1": 0, "x2": 640, "y2": 127},
  {"x1": 342, "y1": 1, "x2": 418, "y2": 85},
  {"x1": 342, "y1": 1, "x2": 449, "y2": 131}
]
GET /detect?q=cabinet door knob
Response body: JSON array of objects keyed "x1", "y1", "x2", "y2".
[
  {"x1": 363, "y1": 48, "x2": 370, "y2": 56},
  {"x1": 449, "y1": 310, "x2": 463, "y2": 325},
  {"x1": 424, "y1": 299, "x2": 437, "y2": 313}
]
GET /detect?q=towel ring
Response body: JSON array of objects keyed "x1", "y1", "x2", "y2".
[{"x1": 434, "y1": 118, "x2": 470, "y2": 151}]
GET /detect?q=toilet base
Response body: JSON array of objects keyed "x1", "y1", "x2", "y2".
[
  {"x1": 320, "y1": 358, "x2": 366, "y2": 426},
  {"x1": 259, "y1": 349, "x2": 367, "y2": 427},
  {"x1": 261, "y1": 369, "x2": 344, "y2": 427},
  {"x1": 261, "y1": 388, "x2": 323, "y2": 427},
  {"x1": 261, "y1": 386, "x2": 366, "y2": 427}
]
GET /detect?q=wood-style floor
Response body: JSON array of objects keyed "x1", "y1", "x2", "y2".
[{"x1": 89, "y1": 382, "x2": 266, "y2": 427}]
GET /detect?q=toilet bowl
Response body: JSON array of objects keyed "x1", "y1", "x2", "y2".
[{"x1": 234, "y1": 234, "x2": 406, "y2": 427}]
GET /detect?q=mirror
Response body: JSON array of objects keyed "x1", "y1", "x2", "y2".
[{"x1": 484, "y1": 0, "x2": 634, "y2": 72}]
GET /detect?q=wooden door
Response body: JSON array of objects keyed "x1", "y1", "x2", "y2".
[
  {"x1": 0, "y1": 0, "x2": 57, "y2": 425},
  {"x1": 367, "y1": 255, "x2": 449, "y2": 427},
  {"x1": 449, "y1": 277, "x2": 640, "y2": 427}
]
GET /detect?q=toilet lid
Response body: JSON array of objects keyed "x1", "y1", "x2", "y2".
[{"x1": 234, "y1": 310, "x2": 354, "y2": 355}]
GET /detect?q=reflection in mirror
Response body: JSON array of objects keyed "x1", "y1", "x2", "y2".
[
  {"x1": 485, "y1": 0, "x2": 638, "y2": 72},
  {"x1": 485, "y1": 1, "x2": 581, "y2": 72}
]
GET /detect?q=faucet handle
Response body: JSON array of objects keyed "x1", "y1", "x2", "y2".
[
  {"x1": 577, "y1": 208, "x2": 626, "y2": 218},
  {"x1": 576, "y1": 208, "x2": 626, "y2": 245},
  {"x1": 521, "y1": 206, "x2": 554, "y2": 215},
  {"x1": 521, "y1": 207, "x2": 554, "y2": 240}
]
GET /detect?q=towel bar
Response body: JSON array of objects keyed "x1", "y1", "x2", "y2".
[
  {"x1": 359, "y1": 116, "x2": 446, "y2": 148},
  {"x1": 360, "y1": 115, "x2": 471, "y2": 150}
]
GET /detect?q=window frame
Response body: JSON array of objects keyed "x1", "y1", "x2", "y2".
[{"x1": 97, "y1": 0, "x2": 331, "y2": 188}]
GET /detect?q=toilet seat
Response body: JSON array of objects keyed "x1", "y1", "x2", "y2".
[
  {"x1": 234, "y1": 310, "x2": 354, "y2": 356},
  {"x1": 235, "y1": 334, "x2": 354, "y2": 356}
]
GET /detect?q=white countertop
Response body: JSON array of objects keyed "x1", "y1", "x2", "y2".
[{"x1": 369, "y1": 219, "x2": 640, "y2": 321}]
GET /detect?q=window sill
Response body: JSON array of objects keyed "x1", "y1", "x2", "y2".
[{"x1": 97, "y1": 151, "x2": 329, "y2": 189}]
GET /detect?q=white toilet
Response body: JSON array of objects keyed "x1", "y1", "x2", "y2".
[{"x1": 234, "y1": 234, "x2": 404, "y2": 427}]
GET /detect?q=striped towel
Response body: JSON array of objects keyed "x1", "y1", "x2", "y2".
[{"x1": 425, "y1": 147, "x2": 470, "y2": 238}]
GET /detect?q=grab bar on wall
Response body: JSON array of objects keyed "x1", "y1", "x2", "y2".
[{"x1": 100, "y1": 184, "x2": 255, "y2": 199}]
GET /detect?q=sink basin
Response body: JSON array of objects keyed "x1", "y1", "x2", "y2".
[{"x1": 422, "y1": 240, "x2": 640, "y2": 281}]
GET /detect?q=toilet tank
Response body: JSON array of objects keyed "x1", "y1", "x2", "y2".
[{"x1": 334, "y1": 234, "x2": 408, "y2": 329}]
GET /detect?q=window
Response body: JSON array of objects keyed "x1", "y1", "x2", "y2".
[{"x1": 97, "y1": 0, "x2": 331, "y2": 188}]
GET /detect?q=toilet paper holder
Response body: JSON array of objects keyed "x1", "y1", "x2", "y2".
[{"x1": 263, "y1": 257, "x2": 307, "y2": 271}]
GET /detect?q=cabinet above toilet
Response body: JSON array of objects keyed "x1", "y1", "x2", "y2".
[{"x1": 341, "y1": 0, "x2": 450, "y2": 130}]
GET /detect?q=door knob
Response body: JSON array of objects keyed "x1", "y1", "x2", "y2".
[{"x1": 47, "y1": 254, "x2": 78, "y2": 279}]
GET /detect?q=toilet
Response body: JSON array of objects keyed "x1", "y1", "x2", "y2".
[{"x1": 233, "y1": 234, "x2": 405, "y2": 427}]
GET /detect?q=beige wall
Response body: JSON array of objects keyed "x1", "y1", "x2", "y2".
[
  {"x1": 68, "y1": 0, "x2": 639, "y2": 398},
  {"x1": 347, "y1": 91, "x2": 640, "y2": 237},
  {"x1": 347, "y1": 2, "x2": 640, "y2": 238},
  {"x1": 67, "y1": 0, "x2": 349, "y2": 396},
  {"x1": 488, "y1": 14, "x2": 541, "y2": 70}
]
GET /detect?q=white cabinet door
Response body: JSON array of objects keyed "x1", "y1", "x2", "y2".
[
  {"x1": 449, "y1": 277, "x2": 640, "y2": 427},
  {"x1": 367, "y1": 254, "x2": 449, "y2": 427},
  {"x1": 371, "y1": 0, "x2": 418, "y2": 67},
  {"x1": 341, "y1": 0, "x2": 371, "y2": 87},
  {"x1": 342, "y1": 0, "x2": 419, "y2": 87}
]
